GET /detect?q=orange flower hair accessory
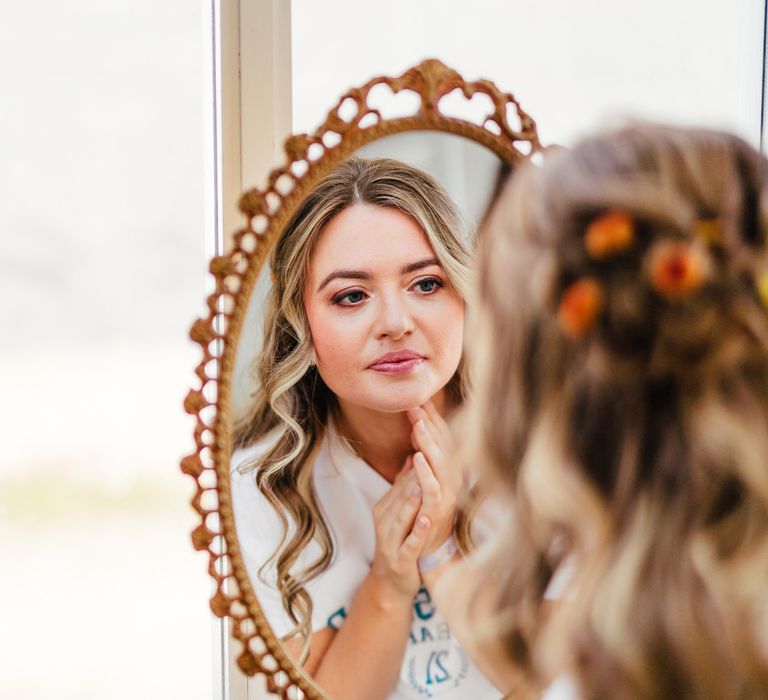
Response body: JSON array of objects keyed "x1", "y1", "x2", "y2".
[
  {"x1": 557, "y1": 277, "x2": 603, "y2": 339},
  {"x1": 585, "y1": 211, "x2": 635, "y2": 259},
  {"x1": 647, "y1": 240, "x2": 710, "y2": 300}
]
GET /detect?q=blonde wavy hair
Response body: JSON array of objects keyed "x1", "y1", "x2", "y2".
[
  {"x1": 466, "y1": 125, "x2": 768, "y2": 698},
  {"x1": 234, "y1": 157, "x2": 474, "y2": 649}
]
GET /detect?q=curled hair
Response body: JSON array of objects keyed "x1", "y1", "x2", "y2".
[
  {"x1": 234, "y1": 157, "x2": 473, "y2": 653},
  {"x1": 467, "y1": 125, "x2": 768, "y2": 698}
]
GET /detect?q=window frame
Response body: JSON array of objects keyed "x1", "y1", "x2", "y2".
[{"x1": 204, "y1": 1, "x2": 292, "y2": 698}]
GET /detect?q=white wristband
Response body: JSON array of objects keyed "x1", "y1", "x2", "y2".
[{"x1": 417, "y1": 534, "x2": 459, "y2": 573}]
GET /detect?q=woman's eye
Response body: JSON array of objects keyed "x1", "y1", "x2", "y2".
[
  {"x1": 332, "y1": 289, "x2": 367, "y2": 306},
  {"x1": 413, "y1": 277, "x2": 443, "y2": 294}
]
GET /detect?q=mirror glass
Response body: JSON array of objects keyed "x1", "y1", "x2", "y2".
[
  {"x1": 232, "y1": 131, "x2": 504, "y2": 415},
  {"x1": 230, "y1": 130, "x2": 507, "y2": 699}
]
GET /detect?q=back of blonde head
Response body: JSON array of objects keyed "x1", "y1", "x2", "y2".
[{"x1": 468, "y1": 125, "x2": 768, "y2": 699}]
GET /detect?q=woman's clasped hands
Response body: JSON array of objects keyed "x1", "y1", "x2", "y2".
[{"x1": 370, "y1": 400, "x2": 460, "y2": 604}]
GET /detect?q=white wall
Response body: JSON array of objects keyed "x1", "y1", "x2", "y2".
[
  {"x1": 292, "y1": 0, "x2": 763, "y2": 148},
  {"x1": 0, "y1": 2, "x2": 213, "y2": 699}
]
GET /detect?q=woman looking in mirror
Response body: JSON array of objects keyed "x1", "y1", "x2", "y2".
[
  {"x1": 436, "y1": 124, "x2": 768, "y2": 699},
  {"x1": 231, "y1": 158, "x2": 500, "y2": 700}
]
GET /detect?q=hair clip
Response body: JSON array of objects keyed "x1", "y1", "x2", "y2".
[
  {"x1": 647, "y1": 240, "x2": 709, "y2": 300},
  {"x1": 693, "y1": 218, "x2": 722, "y2": 247},
  {"x1": 557, "y1": 277, "x2": 603, "y2": 339},
  {"x1": 585, "y1": 211, "x2": 635, "y2": 260}
]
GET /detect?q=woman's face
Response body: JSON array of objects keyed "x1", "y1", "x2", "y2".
[{"x1": 304, "y1": 203, "x2": 464, "y2": 414}]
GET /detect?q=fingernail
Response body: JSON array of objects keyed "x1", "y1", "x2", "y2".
[
  {"x1": 412, "y1": 484, "x2": 421, "y2": 498},
  {"x1": 416, "y1": 420, "x2": 426, "y2": 434},
  {"x1": 418, "y1": 516, "x2": 429, "y2": 528},
  {"x1": 414, "y1": 451, "x2": 425, "y2": 467}
]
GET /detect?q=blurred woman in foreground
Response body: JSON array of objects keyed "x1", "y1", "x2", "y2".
[{"x1": 443, "y1": 125, "x2": 768, "y2": 699}]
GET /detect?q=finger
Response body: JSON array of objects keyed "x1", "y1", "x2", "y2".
[
  {"x1": 421, "y1": 400, "x2": 452, "y2": 446},
  {"x1": 406, "y1": 405, "x2": 422, "y2": 425},
  {"x1": 394, "y1": 454, "x2": 413, "y2": 483},
  {"x1": 374, "y1": 476, "x2": 407, "y2": 522},
  {"x1": 388, "y1": 467, "x2": 418, "y2": 504},
  {"x1": 413, "y1": 451, "x2": 441, "y2": 515},
  {"x1": 408, "y1": 401, "x2": 453, "y2": 470},
  {"x1": 384, "y1": 485, "x2": 422, "y2": 544},
  {"x1": 411, "y1": 418, "x2": 447, "y2": 487},
  {"x1": 377, "y1": 470, "x2": 420, "y2": 526},
  {"x1": 380, "y1": 481, "x2": 422, "y2": 551},
  {"x1": 420, "y1": 402, "x2": 463, "y2": 492},
  {"x1": 407, "y1": 404, "x2": 448, "y2": 446},
  {"x1": 397, "y1": 468, "x2": 418, "y2": 493},
  {"x1": 406, "y1": 406, "x2": 428, "y2": 451},
  {"x1": 400, "y1": 514, "x2": 431, "y2": 560},
  {"x1": 376, "y1": 458, "x2": 415, "y2": 511},
  {"x1": 373, "y1": 481, "x2": 397, "y2": 515}
]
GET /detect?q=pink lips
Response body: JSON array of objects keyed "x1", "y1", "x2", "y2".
[{"x1": 368, "y1": 350, "x2": 426, "y2": 376}]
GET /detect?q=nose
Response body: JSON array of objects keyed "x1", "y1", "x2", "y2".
[{"x1": 374, "y1": 290, "x2": 415, "y2": 341}]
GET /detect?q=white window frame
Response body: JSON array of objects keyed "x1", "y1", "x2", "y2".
[{"x1": 203, "y1": 1, "x2": 292, "y2": 698}]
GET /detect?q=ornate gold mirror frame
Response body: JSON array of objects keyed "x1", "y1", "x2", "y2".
[{"x1": 182, "y1": 59, "x2": 541, "y2": 698}]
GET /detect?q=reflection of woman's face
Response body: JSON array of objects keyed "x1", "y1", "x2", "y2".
[{"x1": 304, "y1": 203, "x2": 464, "y2": 414}]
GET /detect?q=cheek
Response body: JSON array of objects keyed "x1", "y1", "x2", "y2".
[
  {"x1": 446, "y1": 306, "x2": 465, "y2": 364},
  {"x1": 306, "y1": 306, "x2": 363, "y2": 373},
  {"x1": 424, "y1": 297, "x2": 465, "y2": 366}
]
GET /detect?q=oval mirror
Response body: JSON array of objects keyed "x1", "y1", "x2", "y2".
[{"x1": 183, "y1": 59, "x2": 541, "y2": 699}]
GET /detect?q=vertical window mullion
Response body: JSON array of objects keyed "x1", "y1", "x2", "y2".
[{"x1": 207, "y1": 1, "x2": 292, "y2": 698}]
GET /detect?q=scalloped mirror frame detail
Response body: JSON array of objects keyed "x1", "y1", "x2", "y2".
[{"x1": 182, "y1": 58, "x2": 541, "y2": 699}]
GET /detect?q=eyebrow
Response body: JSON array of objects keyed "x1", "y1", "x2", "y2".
[{"x1": 316, "y1": 257, "x2": 441, "y2": 292}]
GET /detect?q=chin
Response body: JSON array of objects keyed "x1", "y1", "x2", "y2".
[{"x1": 358, "y1": 382, "x2": 442, "y2": 414}]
